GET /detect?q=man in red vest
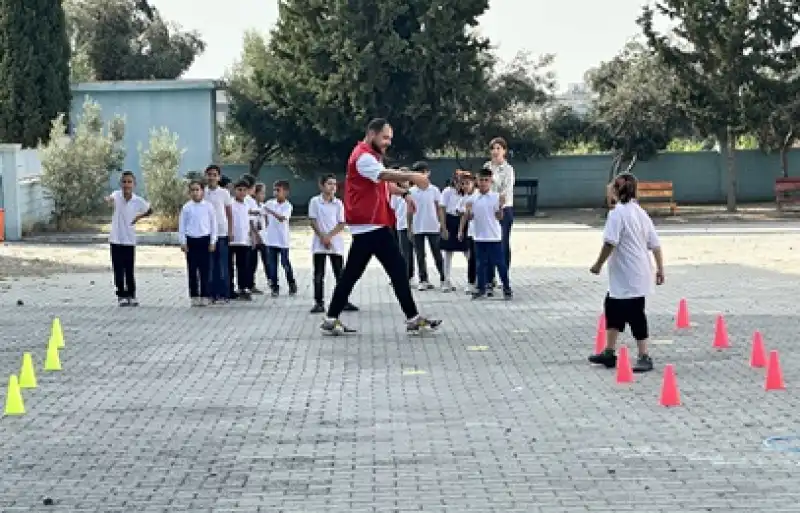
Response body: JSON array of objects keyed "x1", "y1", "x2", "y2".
[{"x1": 320, "y1": 118, "x2": 442, "y2": 336}]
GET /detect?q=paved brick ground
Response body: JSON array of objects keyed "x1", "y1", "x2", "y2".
[{"x1": 1, "y1": 228, "x2": 800, "y2": 512}]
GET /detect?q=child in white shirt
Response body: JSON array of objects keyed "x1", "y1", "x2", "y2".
[
  {"x1": 178, "y1": 180, "x2": 217, "y2": 306},
  {"x1": 104, "y1": 170, "x2": 152, "y2": 307},
  {"x1": 308, "y1": 174, "x2": 359, "y2": 313},
  {"x1": 229, "y1": 179, "x2": 255, "y2": 300},
  {"x1": 407, "y1": 161, "x2": 446, "y2": 291},
  {"x1": 457, "y1": 173, "x2": 478, "y2": 294},
  {"x1": 204, "y1": 165, "x2": 233, "y2": 303},
  {"x1": 262, "y1": 180, "x2": 297, "y2": 297},
  {"x1": 464, "y1": 168, "x2": 511, "y2": 300},
  {"x1": 390, "y1": 180, "x2": 415, "y2": 283},
  {"x1": 589, "y1": 173, "x2": 664, "y2": 374}
]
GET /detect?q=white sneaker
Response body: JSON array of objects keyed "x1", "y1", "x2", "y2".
[
  {"x1": 418, "y1": 281, "x2": 429, "y2": 291},
  {"x1": 464, "y1": 284, "x2": 475, "y2": 294},
  {"x1": 440, "y1": 280, "x2": 453, "y2": 292},
  {"x1": 190, "y1": 297, "x2": 199, "y2": 307}
]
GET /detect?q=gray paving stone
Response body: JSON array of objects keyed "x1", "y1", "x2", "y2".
[{"x1": 0, "y1": 245, "x2": 799, "y2": 511}]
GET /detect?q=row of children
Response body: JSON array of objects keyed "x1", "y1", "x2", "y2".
[
  {"x1": 391, "y1": 162, "x2": 512, "y2": 299},
  {"x1": 179, "y1": 166, "x2": 359, "y2": 311}
]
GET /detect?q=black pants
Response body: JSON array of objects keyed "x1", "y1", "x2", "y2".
[
  {"x1": 110, "y1": 243, "x2": 136, "y2": 298},
  {"x1": 327, "y1": 227, "x2": 418, "y2": 319},
  {"x1": 313, "y1": 253, "x2": 344, "y2": 304},
  {"x1": 249, "y1": 246, "x2": 261, "y2": 289},
  {"x1": 466, "y1": 237, "x2": 477, "y2": 284},
  {"x1": 413, "y1": 233, "x2": 444, "y2": 283},
  {"x1": 229, "y1": 245, "x2": 251, "y2": 291},
  {"x1": 604, "y1": 293, "x2": 649, "y2": 341},
  {"x1": 256, "y1": 244, "x2": 268, "y2": 280},
  {"x1": 397, "y1": 229, "x2": 415, "y2": 280},
  {"x1": 186, "y1": 236, "x2": 211, "y2": 298}
]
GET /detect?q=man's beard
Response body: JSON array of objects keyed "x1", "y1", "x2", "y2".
[{"x1": 370, "y1": 140, "x2": 385, "y2": 154}]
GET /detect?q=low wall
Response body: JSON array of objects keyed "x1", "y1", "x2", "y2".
[{"x1": 0, "y1": 146, "x2": 52, "y2": 240}]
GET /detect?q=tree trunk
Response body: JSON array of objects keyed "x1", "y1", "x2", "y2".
[
  {"x1": 781, "y1": 130, "x2": 793, "y2": 178},
  {"x1": 248, "y1": 152, "x2": 268, "y2": 178},
  {"x1": 720, "y1": 127, "x2": 737, "y2": 212}
]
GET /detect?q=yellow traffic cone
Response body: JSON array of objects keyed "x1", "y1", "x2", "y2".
[
  {"x1": 19, "y1": 353, "x2": 37, "y2": 388},
  {"x1": 51, "y1": 317, "x2": 64, "y2": 349},
  {"x1": 44, "y1": 340, "x2": 61, "y2": 371},
  {"x1": 4, "y1": 375, "x2": 25, "y2": 416}
]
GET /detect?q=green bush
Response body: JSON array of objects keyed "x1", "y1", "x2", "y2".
[
  {"x1": 39, "y1": 98, "x2": 125, "y2": 228},
  {"x1": 139, "y1": 127, "x2": 187, "y2": 231}
]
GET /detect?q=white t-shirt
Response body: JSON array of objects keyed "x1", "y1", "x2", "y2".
[
  {"x1": 204, "y1": 186, "x2": 233, "y2": 237},
  {"x1": 178, "y1": 200, "x2": 217, "y2": 245},
  {"x1": 458, "y1": 192, "x2": 478, "y2": 238},
  {"x1": 390, "y1": 195, "x2": 407, "y2": 231},
  {"x1": 109, "y1": 190, "x2": 150, "y2": 245},
  {"x1": 603, "y1": 201, "x2": 661, "y2": 299},
  {"x1": 245, "y1": 195, "x2": 259, "y2": 224},
  {"x1": 263, "y1": 199, "x2": 293, "y2": 248},
  {"x1": 470, "y1": 191, "x2": 502, "y2": 242},
  {"x1": 409, "y1": 185, "x2": 441, "y2": 234},
  {"x1": 441, "y1": 186, "x2": 461, "y2": 215},
  {"x1": 309, "y1": 194, "x2": 345, "y2": 254},
  {"x1": 229, "y1": 200, "x2": 252, "y2": 246}
]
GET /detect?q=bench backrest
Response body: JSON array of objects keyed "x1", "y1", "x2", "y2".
[
  {"x1": 775, "y1": 177, "x2": 800, "y2": 193},
  {"x1": 638, "y1": 181, "x2": 674, "y2": 199}
]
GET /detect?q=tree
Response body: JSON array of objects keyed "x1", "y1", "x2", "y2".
[
  {"x1": 0, "y1": 0, "x2": 71, "y2": 147},
  {"x1": 585, "y1": 41, "x2": 687, "y2": 179},
  {"x1": 39, "y1": 99, "x2": 126, "y2": 227},
  {"x1": 66, "y1": 0, "x2": 205, "y2": 81},
  {"x1": 544, "y1": 105, "x2": 590, "y2": 154},
  {"x1": 231, "y1": 0, "x2": 528, "y2": 175},
  {"x1": 749, "y1": 72, "x2": 800, "y2": 177},
  {"x1": 639, "y1": 0, "x2": 800, "y2": 210},
  {"x1": 140, "y1": 127, "x2": 186, "y2": 231}
]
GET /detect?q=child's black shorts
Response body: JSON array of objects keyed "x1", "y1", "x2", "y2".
[{"x1": 604, "y1": 293, "x2": 648, "y2": 341}]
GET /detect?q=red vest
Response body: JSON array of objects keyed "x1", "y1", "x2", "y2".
[{"x1": 344, "y1": 141, "x2": 395, "y2": 227}]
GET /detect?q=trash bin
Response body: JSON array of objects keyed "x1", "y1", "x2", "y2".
[{"x1": 514, "y1": 178, "x2": 539, "y2": 216}]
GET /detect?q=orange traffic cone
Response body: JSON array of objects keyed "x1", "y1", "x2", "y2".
[
  {"x1": 765, "y1": 350, "x2": 785, "y2": 390},
  {"x1": 659, "y1": 364, "x2": 680, "y2": 406},
  {"x1": 594, "y1": 314, "x2": 606, "y2": 354},
  {"x1": 750, "y1": 331, "x2": 767, "y2": 368},
  {"x1": 712, "y1": 315, "x2": 730, "y2": 349},
  {"x1": 616, "y1": 346, "x2": 634, "y2": 383},
  {"x1": 675, "y1": 299, "x2": 690, "y2": 329}
]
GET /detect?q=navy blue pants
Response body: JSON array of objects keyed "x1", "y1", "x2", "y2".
[{"x1": 475, "y1": 240, "x2": 509, "y2": 293}]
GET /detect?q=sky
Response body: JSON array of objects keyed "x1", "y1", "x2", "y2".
[{"x1": 150, "y1": 0, "x2": 653, "y2": 92}]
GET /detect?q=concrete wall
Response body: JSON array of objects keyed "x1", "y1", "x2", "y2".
[
  {"x1": 1, "y1": 146, "x2": 52, "y2": 240},
  {"x1": 218, "y1": 149, "x2": 800, "y2": 213}
]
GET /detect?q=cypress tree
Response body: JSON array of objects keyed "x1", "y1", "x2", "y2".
[{"x1": 0, "y1": 0, "x2": 71, "y2": 147}]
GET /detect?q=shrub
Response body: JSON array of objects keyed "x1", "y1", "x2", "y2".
[
  {"x1": 39, "y1": 98, "x2": 125, "y2": 228},
  {"x1": 139, "y1": 127, "x2": 187, "y2": 231}
]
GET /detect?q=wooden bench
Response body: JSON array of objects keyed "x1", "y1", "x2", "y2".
[
  {"x1": 774, "y1": 177, "x2": 800, "y2": 210},
  {"x1": 636, "y1": 181, "x2": 677, "y2": 215}
]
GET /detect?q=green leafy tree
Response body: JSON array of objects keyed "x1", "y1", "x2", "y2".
[
  {"x1": 544, "y1": 105, "x2": 590, "y2": 154},
  {"x1": 585, "y1": 41, "x2": 687, "y2": 179},
  {"x1": 0, "y1": 0, "x2": 71, "y2": 147},
  {"x1": 749, "y1": 73, "x2": 800, "y2": 177},
  {"x1": 39, "y1": 99, "x2": 126, "y2": 227},
  {"x1": 66, "y1": 0, "x2": 205, "y2": 81},
  {"x1": 139, "y1": 127, "x2": 186, "y2": 231},
  {"x1": 231, "y1": 0, "x2": 555, "y2": 176},
  {"x1": 639, "y1": 0, "x2": 800, "y2": 210}
]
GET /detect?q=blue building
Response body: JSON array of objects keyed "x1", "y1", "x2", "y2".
[{"x1": 70, "y1": 79, "x2": 221, "y2": 184}]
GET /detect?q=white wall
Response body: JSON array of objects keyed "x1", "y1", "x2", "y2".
[{"x1": 1, "y1": 145, "x2": 52, "y2": 240}]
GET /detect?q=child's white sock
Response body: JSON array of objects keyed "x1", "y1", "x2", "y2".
[{"x1": 443, "y1": 251, "x2": 453, "y2": 281}]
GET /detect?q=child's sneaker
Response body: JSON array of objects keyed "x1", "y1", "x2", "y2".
[
  {"x1": 406, "y1": 316, "x2": 442, "y2": 335},
  {"x1": 343, "y1": 302, "x2": 359, "y2": 312},
  {"x1": 503, "y1": 288, "x2": 513, "y2": 300},
  {"x1": 238, "y1": 290, "x2": 252, "y2": 301},
  {"x1": 251, "y1": 287, "x2": 264, "y2": 295},
  {"x1": 471, "y1": 291, "x2": 486, "y2": 300},
  {"x1": 633, "y1": 354, "x2": 654, "y2": 373},
  {"x1": 288, "y1": 282, "x2": 298, "y2": 296},
  {"x1": 310, "y1": 302, "x2": 325, "y2": 314},
  {"x1": 320, "y1": 318, "x2": 357, "y2": 336},
  {"x1": 588, "y1": 349, "x2": 617, "y2": 368},
  {"x1": 464, "y1": 284, "x2": 475, "y2": 295},
  {"x1": 417, "y1": 281, "x2": 434, "y2": 291},
  {"x1": 190, "y1": 297, "x2": 200, "y2": 307},
  {"x1": 271, "y1": 287, "x2": 279, "y2": 297},
  {"x1": 440, "y1": 280, "x2": 454, "y2": 292}
]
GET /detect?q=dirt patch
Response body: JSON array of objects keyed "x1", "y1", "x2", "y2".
[{"x1": 0, "y1": 254, "x2": 107, "y2": 281}]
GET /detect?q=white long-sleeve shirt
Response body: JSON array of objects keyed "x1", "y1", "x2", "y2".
[
  {"x1": 484, "y1": 160, "x2": 515, "y2": 208},
  {"x1": 178, "y1": 200, "x2": 218, "y2": 245}
]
